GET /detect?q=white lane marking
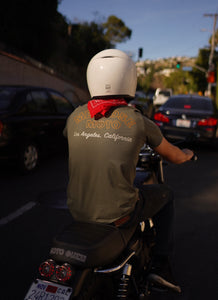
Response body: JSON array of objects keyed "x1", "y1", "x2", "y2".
[{"x1": 0, "y1": 201, "x2": 36, "y2": 226}]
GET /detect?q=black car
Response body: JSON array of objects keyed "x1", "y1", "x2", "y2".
[
  {"x1": 0, "y1": 85, "x2": 75, "y2": 172},
  {"x1": 153, "y1": 94, "x2": 218, "y2": 143}
]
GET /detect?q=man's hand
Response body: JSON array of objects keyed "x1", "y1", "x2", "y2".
[{"x1": 182, "y1": 148, "x2": 195, "y2": 159}]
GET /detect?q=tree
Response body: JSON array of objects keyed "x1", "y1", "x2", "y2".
[
  {"x1": 164, "y1": 69, "x2": 196, "y2": 94},
  {"x1": 190, "y1": 48, "x2": 210, "y2": 94},
  {"x1": 68, "y1": 22, "x2": 111, "y2": 67},
  {"x1": 0, "y1": 3, "x2": 132, "y2": 89},
  {"x1": 0, "y1": 0, "x2": 59, "y2": 62},
  {"x1": 137, "y1": 64, "x2": 156, "y2": 92},
  {"x1": 67, "y1": 15, "x2": 132, "y2": 69},
  {"x1": 103, "y1": 15, "x2": 132, "y2": 47}
]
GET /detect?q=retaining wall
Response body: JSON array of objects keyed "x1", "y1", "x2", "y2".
[{"x1": 0, "y1": 51, "x2": 89, "y2": 105}]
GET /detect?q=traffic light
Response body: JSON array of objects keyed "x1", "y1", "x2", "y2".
[
  {"x1": 176, "y1": 61, "x2": 181, "y2": 69},
  {"x1": 138, "y1": 48, "x2": 143, "y2": 58}
]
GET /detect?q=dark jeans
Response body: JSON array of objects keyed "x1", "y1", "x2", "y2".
[{"x1": 134, "y1": 174, "x2": 175, "y2": 258}]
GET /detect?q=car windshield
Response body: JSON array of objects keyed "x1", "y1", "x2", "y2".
[
  {"x1": 163, "y1": 96, "x2": 213, "y2": 112},
  {"x1": 159, "y1": 91, "x2": 171, "y2": 97},
  {"x1": 0, "y1": 87, "x2": 18, "y2": 110}
]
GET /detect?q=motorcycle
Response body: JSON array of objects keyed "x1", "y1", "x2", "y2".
[{"x1": 24, "y1": 145, "x2": 186, "y2": 300}]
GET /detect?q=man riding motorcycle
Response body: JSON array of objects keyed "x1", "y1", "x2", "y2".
[{"x1": 63, "y1": 49, "x2": 193, "y2": 285}]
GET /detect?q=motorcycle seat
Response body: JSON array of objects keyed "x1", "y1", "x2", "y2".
[{"x1": 50, "y1": 220, "x2": 137, "y2": 268}]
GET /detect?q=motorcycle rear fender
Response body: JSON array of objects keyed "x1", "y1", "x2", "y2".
[{"x1": 71, "y1": 268, "x2": 91, "y2": 297}]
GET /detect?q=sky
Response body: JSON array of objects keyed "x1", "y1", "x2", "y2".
[{"x1": 58, "y1": 0, "x2": 218, "y2": 61}]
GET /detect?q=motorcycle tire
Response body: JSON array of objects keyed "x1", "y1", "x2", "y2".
[{"x1": 76, "y1": 273, "x2": 115, "y2": 300}]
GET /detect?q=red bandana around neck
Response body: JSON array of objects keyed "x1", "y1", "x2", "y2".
[{"x1": 87, "y1": 99, "x2": 127, "y2": 118}]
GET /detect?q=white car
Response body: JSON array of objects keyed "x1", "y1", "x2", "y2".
[{"x1": 153, "y1": 88, "x2": 172, "y2": 106}]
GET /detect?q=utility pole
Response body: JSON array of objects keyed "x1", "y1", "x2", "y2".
[{"x1": 204, "y1": 13, "x2": 218, "y2": 97}]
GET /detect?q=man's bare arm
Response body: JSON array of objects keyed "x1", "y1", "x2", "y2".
[{"x1": 154, "y1": 137, "x2": 194, "y2": 164}]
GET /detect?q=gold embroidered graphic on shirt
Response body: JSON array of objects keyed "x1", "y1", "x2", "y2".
[{"x1": 73, "y1": 110, "x2": 136, "y2": 129}]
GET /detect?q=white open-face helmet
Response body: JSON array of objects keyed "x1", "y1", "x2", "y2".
[{"x1": 87, "y1": 49, "x2": 137, "y2": 99}]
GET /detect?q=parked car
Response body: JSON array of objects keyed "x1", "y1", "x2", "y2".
[
  {"x1": 153, "y1": 94, "x2": 218, "y2": 143},
  {"x1": 0, "y1": 85, "x2": 75, "y2": 172},
  {"x1": 153, "y1": 88, "x2": 172, "y2": 107}
]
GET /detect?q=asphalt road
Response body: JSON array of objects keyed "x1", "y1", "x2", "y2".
[{"x1": 0, "y1": 143, "x2": 218, "y2": 300}]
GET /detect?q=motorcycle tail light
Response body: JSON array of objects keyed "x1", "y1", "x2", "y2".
[
  {"x1": 39, "y1": 259, "x2": 55, "y2": 278},
  {"x1": 55, "y1": 263, "x2": 73, "y2": 282},
  {"x1": 154, "y1": 112, "x2": 170, "y2": 124}
]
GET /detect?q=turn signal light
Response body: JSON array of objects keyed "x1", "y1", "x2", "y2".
[
  {"x1": 154, "y1": 112, "x2": 170, "y2": 124},
  {"x1": 56, "y1": 263, "x2": 73, "y2": 282},
  {"x1": 39, "y1": 259, "x2": 55, "y2": 278},
  {"x1": 197, "y1": 117, "x2": 217, "y2": 127}
]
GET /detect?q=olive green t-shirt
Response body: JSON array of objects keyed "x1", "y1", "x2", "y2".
[{"x1": 64, "y1": 104, "x2": 163, "y2": 223}]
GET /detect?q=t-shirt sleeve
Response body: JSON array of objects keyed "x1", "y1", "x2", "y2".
[
  {"x1": 63, "y1": 109, "x2": 77, "y2": 138},
  {"x1": 63, "y1": 115, "x2": 70, "y2": 137},
  {"x1": 143, "y1": 117, "x2": 163, "y2": 148}
]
